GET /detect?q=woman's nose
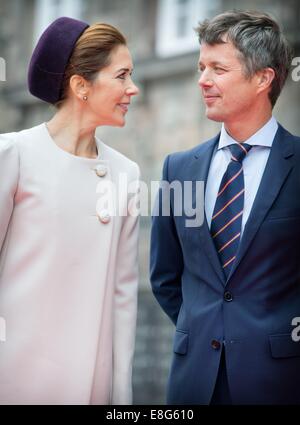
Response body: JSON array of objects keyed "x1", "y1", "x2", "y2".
[{"x1": 126, "y1": 80, "x2": 139, "y2": 96}]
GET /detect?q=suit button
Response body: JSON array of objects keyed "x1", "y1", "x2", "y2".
[
  {"x1": 98, "y1": 209, "x2": 110, "y2": 223},
  {"x1": 95, "y1": 165, "x2": 107, "y2": 177},
  {"x1": 211, "y1": 339, "x2": 221, "y2": 350},
  {"x1": 224, "y1": 291, "x2": 233, "y2": 302}
]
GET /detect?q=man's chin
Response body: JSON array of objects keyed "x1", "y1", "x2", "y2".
[{"x1": 205, "y1": 110, "x2": 224, "y2": 122}]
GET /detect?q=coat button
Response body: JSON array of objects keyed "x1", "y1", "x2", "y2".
[
  {"x1": 224, "y1": 291, "x2": 233, "y2": 302},
  {"x1": 211, "y1": 339, "x2": 221, "y2": 350},
  {"x1": 95, "y1": 165, "x2": 107, "y2": 177},
  {"x1": 98, "y1": 210, "x2": 110, "y2": 223}
]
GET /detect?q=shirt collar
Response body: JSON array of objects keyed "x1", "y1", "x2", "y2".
[{"x1": 218, "y1": 116, "x2": 278, "y2": 150}]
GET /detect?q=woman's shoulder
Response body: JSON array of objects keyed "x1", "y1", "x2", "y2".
[
  {"x1": 0, "y1": 130, "x2": 18, "y2": 156},
  {"x1": 97, "y1": 138, "x2": 140, "y2": 177},
  {"x1": 0, "y1": 131, "x2": 20, "y2": 172},
  {"x1": 0, "y1": 123, "x2": 46, "y2": 151}
]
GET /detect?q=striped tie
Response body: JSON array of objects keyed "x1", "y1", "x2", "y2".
[{"x1": 210, "y1": 143, "x2": 252, "y2": 278}]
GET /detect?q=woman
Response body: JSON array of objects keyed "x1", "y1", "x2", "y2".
[{"x1": 0, "y1": 17, "x2": 140, "y2": 404}]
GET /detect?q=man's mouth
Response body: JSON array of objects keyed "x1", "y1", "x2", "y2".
[
  {"x1": 203, "y1": 95, "x2": 220, "y2": 104},
  {"x1": 203, "y1": 94, "x2": 220, "y2": 99}
]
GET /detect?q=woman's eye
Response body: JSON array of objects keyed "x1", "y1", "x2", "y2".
[{"x1": 117, "y1": 74, "x2": 126, "y2": 80}]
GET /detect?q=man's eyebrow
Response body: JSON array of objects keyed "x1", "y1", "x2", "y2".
[{"x1": 198, "y1": 61, "x2": 228, "y2": 67}]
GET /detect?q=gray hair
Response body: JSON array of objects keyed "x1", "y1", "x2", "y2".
[{"x1": 196, "y1": 10, "x2": 293, "y2": 107}]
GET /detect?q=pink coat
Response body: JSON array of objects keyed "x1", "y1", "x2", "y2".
[{"x1": 0, "y1": 123, "x2": 139, "y2": 404}]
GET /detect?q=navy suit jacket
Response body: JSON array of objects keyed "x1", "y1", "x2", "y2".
[{"x1": 150, "y1": 124, "x2": 300, "y2": 404}]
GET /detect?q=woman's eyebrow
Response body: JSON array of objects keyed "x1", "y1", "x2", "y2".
[{"x1": 115, "y1": 67, "x2": 133, "y2": 73}]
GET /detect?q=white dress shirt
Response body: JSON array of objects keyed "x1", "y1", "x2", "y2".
[{"x1": 205, "y1": 116, "x2": 278, "y2": 236}]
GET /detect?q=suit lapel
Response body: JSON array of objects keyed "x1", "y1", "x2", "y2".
[
  {"x1": 227, "y1": 125, "x2": 295, "y2": 282},
  {"x1": 190, "y1": 134, "x2": 226, "y2": 286}
]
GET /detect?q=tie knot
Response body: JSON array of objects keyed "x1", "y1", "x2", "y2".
[{"x1": 228, "y1": 143, "x2": 252, "y2": 163}]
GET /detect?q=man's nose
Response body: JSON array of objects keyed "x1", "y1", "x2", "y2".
[{"x1": 198, "y1": 70, "x2": 214, "y2": 88}]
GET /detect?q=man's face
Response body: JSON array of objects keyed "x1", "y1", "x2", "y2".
[{"x1": 198, "y1": 40, "x2": 261, "y2": 125}]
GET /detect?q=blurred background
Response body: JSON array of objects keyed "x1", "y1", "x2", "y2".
[{"x1": 0, "y1": 0, "x2": 299, "y2": 404}]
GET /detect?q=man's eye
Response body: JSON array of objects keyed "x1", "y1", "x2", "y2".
[{"x1": 117, "y1": 74, "x2": 126, "y2": 80}]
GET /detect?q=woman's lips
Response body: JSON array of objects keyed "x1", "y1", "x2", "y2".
[{"x1": 118, "y1": 103, "x2": 129, "y2": 112}]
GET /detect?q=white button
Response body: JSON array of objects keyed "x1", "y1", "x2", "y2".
[
  {"x1": 98, "y1": 210, "x2": 110, "y2": 224},
  {"x1": 95, "y1": 165, "x2": 107, "y2": 177}
]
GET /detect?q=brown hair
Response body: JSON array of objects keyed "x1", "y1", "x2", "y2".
[{"x1": 55, "y1": 23, "x2": 127, "y2": 108}]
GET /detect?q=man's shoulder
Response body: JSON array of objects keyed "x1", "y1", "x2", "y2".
[
  {"x1": 277, "y1": 123, "x2": 300, "y2": 142},
  {"x1": 166, "y1": 134, "x2": 219, "y2": 167},
  {"x1": 276, "y1": 124, "x2": 300, "y2": 157}
]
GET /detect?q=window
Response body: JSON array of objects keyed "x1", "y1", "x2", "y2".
[
  {"x1": 33, "y1": 0, "x2": 83, "y2": 44},
  {"x1": 156, "y1": 0, "x2": 221, "y2": 57}
]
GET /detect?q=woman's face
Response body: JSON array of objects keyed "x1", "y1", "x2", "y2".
[{"x1": 86, "y1": 45, "x2": 139, "y2": 127}]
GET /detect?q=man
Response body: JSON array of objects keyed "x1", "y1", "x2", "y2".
[{"x1": 150, "y1": 10, "x2": 300, "y2": 405}]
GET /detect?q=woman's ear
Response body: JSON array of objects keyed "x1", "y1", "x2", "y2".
[{"x1": 69, "y1": 75, "x2": 90, "y2": 101}]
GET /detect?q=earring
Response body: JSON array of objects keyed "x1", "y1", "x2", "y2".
[{"x1": 83, "y1": 95, "x2": 88, "y2": 101}]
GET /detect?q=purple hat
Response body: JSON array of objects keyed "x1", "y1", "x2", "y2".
[{"x1": 28, "y1": 17, "x2": 89, "y2": 104}]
